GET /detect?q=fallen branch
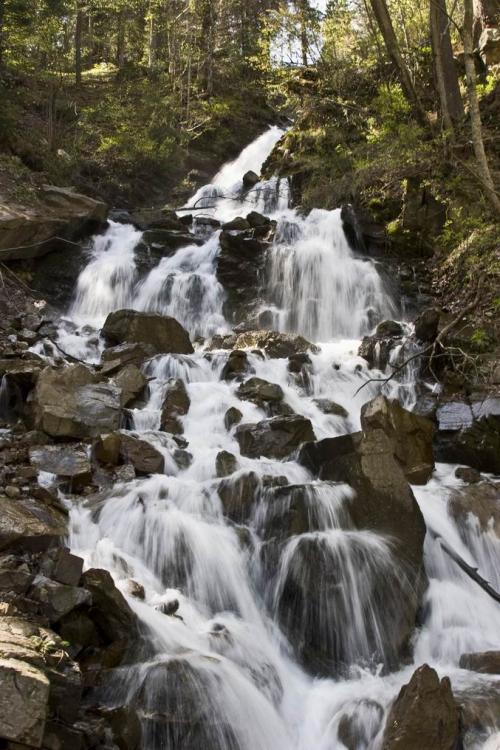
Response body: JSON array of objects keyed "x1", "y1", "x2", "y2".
[
  {"x1": 430, "y1": 532, "x2": 500, "y2": 605},
  {"x1": 46, "y1": 336, "x2": 91, "y2": 366}
]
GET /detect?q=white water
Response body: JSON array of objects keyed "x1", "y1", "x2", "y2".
[{"x1": 55, "y1": 128, "x2": 499, "y2": 749}]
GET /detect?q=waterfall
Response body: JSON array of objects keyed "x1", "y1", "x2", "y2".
[{"x1": 51, "y1": 127, "x2": 500, "y2": 750}]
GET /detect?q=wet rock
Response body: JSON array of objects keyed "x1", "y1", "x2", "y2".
[
  {"x1": 218, "y1": 471, "x2": 260, "y2": 523},
  {"x1": 220, "y1": 349, "x2": 252, "y2": 381},
  {"x1": 142, "y1": 228, "x2": 201, "y2": 250},
  {"x1": 32, "y1": 365, "x2": 121, "y2": 439},
  {"x1": 30, "y1": 576, "x2": 91, "y2": 623},
  {"x1": 102, "y1": 310, "x2": 193, "y2": 355},
  {"x1": 81, "y1": 568, "x2": 137, "y2": 645},
  {"x1": 29, "y1": 444, "x2": 92, "y2": 488},
  {"x1": 382, "y1": 664, "x2": 460, "y2": 750},
  {"x1": 100, "y1": 342, "x2": 154, "y2": 375},
  {"x1": 97, "y1": 705, "x2": 142, "y2": 750},
  {"x1": 237, "y1": 376, "x2": 292, "y2": 416},
  {"x1": 156, "y1": 599, "x2": 179, "y2": 616},
  {"x1": 358, "y1": 326, "x2": 403, "y2": 370},
  {"x1": 459, "y1": 650, "x2": 500, "y2": 674},
  {"x1": 234, "y1": 329, "x2": 317, "y2": 359},
  {"x1": 0, "y1": 556, "x2": 34, "y2": 594},
  {"x1": 414, "y1": 307, "x2": 440, "y2": 342},
  {"x1": 376, "y1": 320, "x2": 404, "y2": 337},
  {"x1": 313, "y1": 399, "x2": 348, "y2": 418},
  {"x1": 128, "y1": 207, "x2": 185, "y2": 231},
  {"x1": 337, "y1": 699, "x2": 384, "y2": 750},
  {"x1": 454, "y1": 466, "x2": 481, "y2": 483},
  {"x1": 246, "y1": 210, "x2": 270, "y2": 227},
  {"x1": 448, "y1": 480, "x2": 500, "y2": 537},
  {"x1": 92, "y1": 431, "x2": 121, "y2": 466},
  {"x1": 435, "y1": 397, "x2": 500, "y2": 473},
  {"x1": 126, "y1": 580, "x2": 145, "y2": 600},
  {"x1": 456, "y1": 678, "x2": 500, "y2": 742},
  {"x1": 0, "y1": 657, "x2": 50, "y2": 746},
  {"x1": 0, "y1": 493, "x2": 67, "y2": 552},
  {"x1": 112, "y1": 364, "x2": 147, "y2": 407},
  {"x1": 118, "y1": 432, "x2": 165, "y2": 475},
  {"x1": 360, "y1": 394, "x2": 434, "y2": 484},
  {"x1": 57, "y1": 610, "x2": 99, "y2": 656},
  {"x1": 0, "y1": 354, "x2": 44, "y2": 392},
  {"x1": 224, "y1": 406, "x2": 243, "y2": 430},
  {"x1": 215, "y1": 450, "x2": 238, "y2": 478},
  {"x1": 217, "y1": 232, "x2": 266, "y2": 315},
  {"x1": 287, "y1": 352, "x2": 312, "y2": 373},
  {"x1": 41, "y1": 548, "x2": 84, "y2": 587},
  {"x1": 221, "y1": 217, "x2": 250, "y2": 231},
  {"x1": 236, "y1": 415, "x2": 315, "y2": 460},
  {"x1": 160, "y1": 378, "x2": 190, "y2": 433},
  {"x1": 242, "y1": 170, "x2": 259, "y2": 189}
]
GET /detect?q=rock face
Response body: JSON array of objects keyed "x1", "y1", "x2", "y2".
[
  {"x1": 160, "y1": 378, "x2": 190, "y2": 433},
  {"x1": 0, "y1": 493, "x2": 67, "y2": 552},
  {"x1": 360, "y1": 395, "x2": 434, "y2": 484},
  {"x1": 32, "y1": 364, "x2": 121, "y2": 438},
  {"x1": 102, "y1": 310, "x2": 194, "y2": 355},
  {"x1": 382, "y1": 664, "x2": 460, "y2": 750},
  {"x1": 435, "y1": 397, "x2": 500, "y2": 474},
  {"x1": 0, "y1": 185, "x2": 107, "y2": 260},
  {"x1": 217, "y1": 231, "x2": 267, "y2": 317},
  {"x1": 236, "y1": 415, "x2": 315, "y2": 460},
  {"x1": 233, "y1": 330, "x2": 317, "y2": 358},
  {"x1": 81, "y1": 568, "x2": 137, "y2": 646},
  {"x1": 0, "y1": 656, "x2": 50, "y2": 746},
  {"x1": 459, "y1": 650, "x2": 500, "y2": 674}
]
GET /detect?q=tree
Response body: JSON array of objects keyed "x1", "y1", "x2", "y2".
[
  {"x1": 75, "y1": 0, "x2": 83, "y2": 84},
  {"x1": 368, "y1": 0, "x2": 428, "y2": 126},
  {"x1": 430, "y1": 0, "x2": 464, "y2": 132},
  {"x1": 463, "y1": 0, "x2": 500, "y2": 213}
]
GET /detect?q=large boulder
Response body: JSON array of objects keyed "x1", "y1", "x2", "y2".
[
  {"x1": 0, "y1": 185, "x2": 107, "y2": 260},
  {"x1": 102, "y1": 310, "x2": 193, "y2": 355},
  {"x1": 111, "y1": 364, "x2": 147, "y2": 406},
  {"x1": 360, "y1": 395, "x2": 434, "y2": 484},
  {"x1": 32, "y1": 364, "x2": 121, "y2": 439},
  {"x1": 237, "y1": 377, "x2": 292, "y2": 416},
  {"x1": 160, "y1": 378, "x2": 190, "y2": 433},
  {"x1": 100, "y1": 342, "x2": 155, "y2": 376},
  {"x1": 382, "y1": 664, "x2": 460, "y2": 750},
  {"x1": 233, "y1": 330, "x2": 317, "y2": 359},
  {"x1": 435, "y1": 397, "x2": 500, "y2": 474},
  {"x1": 220, "y1": 350, "x2": 253, "y2": 381},
  {"x1": 236, "y1": 415, "x2": 315, "y2": 460},
  {"x1": 0, "y1": 493, "x2": 67, "y2": 552},
  {"x1": 94, "y1": 431, "x2": 165, "y2": 474},
  {"x1": 81, "y1": 568, "x2": 137, "y2": 645},
  {"x1": 29, "y1": 444, "x2": 92, "y2": 487},
  {"x1": 358, "y1": 324, "x2": 404, "y2": 370},
  {"x1": 217, "y1": 231, "x2": 267, "y2": 317},
  {"x1": 459, "y1": 650, "x2": 500, "y2": 674},
  {"x1": 242, "y1": 170, "x2": 259, "y2": 189},
  {"x1": 414, "y1": 307, "x2": 440, "y2": 342},
  {"x1": 0, "y1": 657, "x2": 50, "y2": 746}
]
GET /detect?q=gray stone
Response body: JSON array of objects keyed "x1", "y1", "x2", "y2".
[
  {"x1": 102, "y1": 310, "x2": 193, "y2": 355},
  {"x1": 236, "y1": 415, "x2": 315, "y2": 460},
  {"x1": 29, "y1": 444, "x2": 92, "y2": 487},
  {"x1": 0, "y1": 657, "x2": 50, "y2": 746}
]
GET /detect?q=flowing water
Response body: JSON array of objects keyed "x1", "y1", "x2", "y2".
[{"x1": 48, "y1": 127, "x2": 499, "y2": 748}]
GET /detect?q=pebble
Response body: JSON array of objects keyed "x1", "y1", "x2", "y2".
[{"x1": 5, "y1": 485, "x2": 21, "y2": 498}]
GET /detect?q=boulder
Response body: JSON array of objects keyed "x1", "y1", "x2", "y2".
[
  {"x1": 236, "y1": 377, "x2": 292, "y2": 416},
  {"x1": 29, "y1": 444, "x2": 92, "y2": 487},
  {"x1": 41, "y1": 547, "x2": 84, "y2": 587},
  {"x1": 98, "y1": 705, "x2": 142, "y2": 750},
  {"x1": 236, "y1": 415, "x2": 315, "y2": 460},
  {"x1": 118, "y1": 432, "x2": 165, "y2": 474},
  {"x1": 160, "y1": 378, "x2": 190, "y2": 433},
  {"x1": 215, "y1": 450, "x2": 238, "y2": 478},
  {"x1": 217, "y1": 232, "x2": 266, "y2": 313},
  {"x1": 30, "y1": 576, "x2": 91, "y2": 622},
  {"x1": 220, "y1": 350, "x2": 252, "y2": 381},
  {"x1": 246, "y1": 210, "x2": 270, "y2": 227},
  {"x1": 100, "y1": 342, "x2": 155, "y2": 375},
  {"x1": 242, "y1": 171, "x2": 259, "y2": 189},
  {"x1": 128, "y1": 207, "x2": 185, "y2": 231},
  {"x1": 224, "y1": 406, "x2": 243, "y2": 430},
  {"x1": 0, "y1": 493, "x2": 67, "y2": 552},
  {"x1": 454, "y1": 466, "x2": 481, "y2": 484},
  {"x1": 375, "y1": 320, "x2": 404, "y2": 337},
  {"x1": 102, "y1": 310, "x2": 193, "y2": 355},
  {"x1": 313, "y1": 399, "x2": 348, "y2": 418},
  {"x1": 32, "y1": 365, "x2": 121, "y2": 439},
  {"x1": 0, "y1": 556, "x2": 34, "y2": 594},
  {"x1": 337, "y1": 700, "x2": 384, "y2": 750},
  {"x1": 435, "y1": 397, "x2": 500, "y2": 473},
  {"x1": 382, "y1": 664, "x2": 460, "y2": 750},
  {"x1": 112, "y1": 364, "x2": 147, "y2": 406},
  {"x1": 221, "y1": 217, "x2": 250, "y2": 231},
  {"x1": 233, "y1": 330, "x2": 317, "y2": 359},
  {"x1": 0, "y1": 185, "x2": 107, "y2": 260},
  {"x1": 81, "y1": 568, "x2": 137, "y2": 644},
  {"x1": 360, "y1": 395, "x2": 434, "y2": 484},
  {"x1": 414, "y1": 307, "x2": 440, "y2": 342},
  {"x1": 479, "y1": 25, "x2": 500, "y2": 66},
  {"x1": 0, "y1": 354, "x2": 44, "y2": 392},
  {"x1": 126, "y1": 580, "x2": 146, "y2": 600},
  {"x1": 448, "y1": 480, "x2": 500, "y2": 537},
  {"x1": 459, "y1": 651, "x2": 500, "y2": 674},
  {"x1": 218, "y1": 471, "x2": 260, "y2": 523},
  {"x1": 358, "y1": 325, "x2": 403, "y2": 370},
  {"x1": 0, "y1": 657, "x2": 50, "y2": 746}
]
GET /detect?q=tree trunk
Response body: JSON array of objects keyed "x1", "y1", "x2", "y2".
[
  {"x1": 369, "y1": 0, "x2": 428, "y2": 126},
  {"x1": 75, "y1": 1, "x2": 83, "y2": 85},
  {"x1": 297, "y1": 0, "x2": 309, "y2": 65},
  {"x1": 116, "y1": 9, "x2": 126, "y2": 69},
  {"x1": 463, "y1": 0, "x2": 500, "y2": 213},
  {"x1": 0, "y1": 0, "x2": 5, "y2": 66},
  {"x1": 430, "y1": 0, "x2": 464, "y2": 131},
  {"x1": 147, "y1": 3, "x2": 157, "y2": 70}
]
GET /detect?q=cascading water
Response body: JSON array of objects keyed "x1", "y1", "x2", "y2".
[{"x1": 50, "y1": 126, "x2": 499, "y2": 749}]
